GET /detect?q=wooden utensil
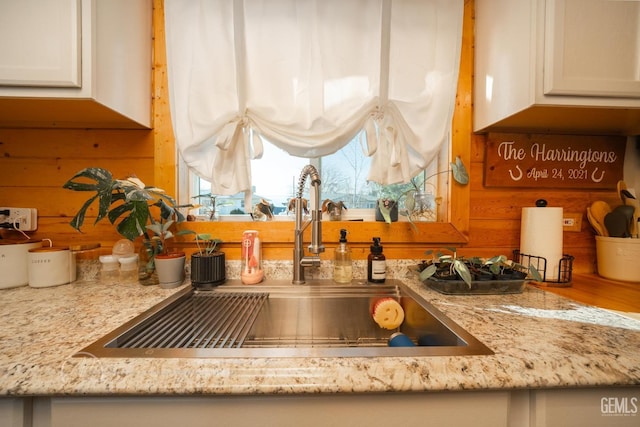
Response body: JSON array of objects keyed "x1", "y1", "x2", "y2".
[
  {"x1": 590, "y1": 201, "x2": 611, "y2": 237},
  {"x1": 586, "y1": 207, "x2": 606, "y2": 236}
]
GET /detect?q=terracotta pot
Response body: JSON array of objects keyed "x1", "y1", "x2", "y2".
[{"x1": 154, "y1": 251, "x2": 186, "y2": 289}]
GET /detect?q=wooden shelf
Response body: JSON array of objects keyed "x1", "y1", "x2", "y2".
[{"x1": 534, "y1": 274, "x2": 640, "y2": 313}]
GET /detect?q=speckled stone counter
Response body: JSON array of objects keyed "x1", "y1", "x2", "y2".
[{"x1": 1, "y1": 260, "x2": 639, "y2": 397}]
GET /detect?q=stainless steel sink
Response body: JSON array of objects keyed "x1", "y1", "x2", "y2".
[{"x1": 76, "y1": 279, "x2": 493, "y2": 358}]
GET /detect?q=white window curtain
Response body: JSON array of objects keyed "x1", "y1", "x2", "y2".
[{"x1": 164, "y1": 0, "x2": 463, "y2": 195}]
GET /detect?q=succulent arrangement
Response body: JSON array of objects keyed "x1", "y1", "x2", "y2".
[{"x1": 417, "y1": 248, "x2": 542, "y2": 289}]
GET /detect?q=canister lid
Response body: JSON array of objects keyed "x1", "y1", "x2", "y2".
[
  {"x1": 118, "y1": 255, "x2": 138, "y2": 264},
  {"x1": 28, "y1": 246, "x2": 69, "y2": 253},
  {"x1": 0, "y1": 239, "x2": 42, "y2": 246},
  {"x1": 70, "y1": 242, "x2": 101, "y2": 251},
  {"x1": 99, "y1": 255, "x2": 118, "y2": 263}
]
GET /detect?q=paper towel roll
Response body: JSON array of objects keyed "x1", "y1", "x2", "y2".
[{"x1": 520, "y1": 207, "x2": 563, "y2": 281}]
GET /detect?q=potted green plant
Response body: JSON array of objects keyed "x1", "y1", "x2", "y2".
[
  {"x1": 375, "y1": 197, "x2": 398, "y2": 222},
  {"x1": 188, "y1": 233, "x2": 226, "y2": 289},
  {"x1": 416, "y1": 248, "x2": 542, "y2": 295},
  {"x1": 62, "y1": 167, "x2": 191, "y2": 286},
  {"x1": 322, "y1": 199, "x2": 347, "y2": 221},
  {"x1": 145, "y1": 219, "x2": 189, "y2": 288},
  {"x1": 376, "y1": 156, "x2": 469, "y2": 225}
]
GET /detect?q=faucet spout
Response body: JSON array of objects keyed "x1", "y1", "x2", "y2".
[{"x1": 293, "y1": 165, "x2": 324, "y2": 284}]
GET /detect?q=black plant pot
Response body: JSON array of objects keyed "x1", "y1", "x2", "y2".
[
  {"x1": 375, "y1": 200, "x2": 398, "y2": 222},
  {"x1": 190, "y1": 252, "x2": 226, "y2": 289}
]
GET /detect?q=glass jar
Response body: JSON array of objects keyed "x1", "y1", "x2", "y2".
[
  {"x1": 99, "y1": 255, "x2": 119, "y2": 285},
  {"x1": 70, "y1": 243, "x2": 101, "y2": 282},
  {"x1": 410, "y1": 191, "x2": 437, "y2": 222},
  {"x1": 118, "y1": 255, "x2": 139, "y2": 285}
]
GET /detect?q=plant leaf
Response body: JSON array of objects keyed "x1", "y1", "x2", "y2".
[
  {"x1": 63, "y1": 167, "x2": 116, "y2": 227},
  {"x1": 114, "y1": 200, "x2": 150, "y2": 240},
  {"x1": 68, "y1": 194, "x2": 98, "y2": 231},
  {"x1": 453, "y1": 259, "x2": 473, "y2": 288},
  {"x1": 528, "y1": 265, "x2": 543, "y2": 281},
  {"x1": 62, "y1": 167, "x2": 113, "y2": 191},
  {"x1": 450, "y1": 156, "x2": 469, "y2": 185},
  {"x1": 404, "y1": 192, "x2": 415, "y2": 212},
  {"x1": 419, "y1": 264, "x2": 437, "y2": 281},
  {"x1": 485, "y1": 255, "x2": 506, "y2": 264},
  {"x1": 377, "y1": 199, "x2": 393, "y2": 223}
]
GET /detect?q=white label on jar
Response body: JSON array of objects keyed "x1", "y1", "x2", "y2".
[{"x1": 371, "y1": 259, "x2": 386, "y2": 280}]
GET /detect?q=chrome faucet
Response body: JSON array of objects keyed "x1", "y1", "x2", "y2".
[{"x1": 293, "y1": 165, "x2": 324, "y2": 284}]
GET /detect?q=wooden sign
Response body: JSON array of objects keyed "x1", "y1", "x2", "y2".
[{"x1": 484, "y1": 133, "x2": 626, "y2": 189}]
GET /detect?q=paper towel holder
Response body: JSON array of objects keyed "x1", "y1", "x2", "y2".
[{"x1": 513, "y1": 250, "x2": 574, "y2": 286}]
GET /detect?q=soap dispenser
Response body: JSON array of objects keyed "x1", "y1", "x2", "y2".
[
  {"x1": 368, "y1": 237, "x2": 386, "y2": 283},
  {"x1": 333, "y1": 229, "x2": 353, "y2": 283}
]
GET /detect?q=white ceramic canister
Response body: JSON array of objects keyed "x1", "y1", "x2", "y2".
[
  {"x1": 28, "y1": 245, "x2": 76, "y2": 288},
  {"x1": 0, "y1": 239, "x2": 43, "y2": 289}
]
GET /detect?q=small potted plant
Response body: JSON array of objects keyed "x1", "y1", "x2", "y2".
[
  {"x1": 375, "y1": 197, "x2": 398, "y2": 222},
  {"x1": 145, "y1": 219, "x2": 189, "y2": 288},
  {"x1": 322, "y1": 199, "x2": 347, "y2": 221},
  {"x1": 253, "y1": 198, "x2": 274, "y2": 221},
  {"x1": 416, "y1": 248, "x2": 542, "y2": 295},
  {"x1": 62, "y1": 167, "x2": 191, "y2": 286},
  {"x1": 189, "y1": 233, "x2": 225, "y2": 289}
]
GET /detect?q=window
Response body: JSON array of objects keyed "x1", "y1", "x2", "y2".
[{"x1": 181, "y1": 134, "x2": 447, "y2": 222}]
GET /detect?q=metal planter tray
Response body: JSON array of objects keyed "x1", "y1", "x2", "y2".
[{"x1": 426, "y1": 278, "x2": 527, "y2": 295}]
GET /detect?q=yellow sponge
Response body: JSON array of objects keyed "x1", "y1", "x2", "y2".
[{"x1": 371, "y1": 298, "x2": 405, "y2": 330}]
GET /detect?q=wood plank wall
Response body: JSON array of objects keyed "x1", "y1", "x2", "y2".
[{"x1": 0, "y1": 0, "x2": 620, "y2": 274}]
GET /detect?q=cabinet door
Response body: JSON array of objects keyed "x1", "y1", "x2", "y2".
[
  {"x1": 0, "y1": 398, "x2": 30, "y2": 427},
  {"x1": 544, "y1": 0, "x2": 640, "y2": 98},
  {"x1": 0, "y1": 0, "x2": 81, "y2": 87},
  {"x1": 532, "y1": 388, "x2": 640, "y2": 427}
]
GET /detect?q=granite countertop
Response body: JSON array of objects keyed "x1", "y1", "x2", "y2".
[{"x1": 1, "y1": 260, "x2": 639, "y2": 397}]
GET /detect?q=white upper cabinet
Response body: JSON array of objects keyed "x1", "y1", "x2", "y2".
[
  {"x1": 0, "y1": 0, "x2": 81, "y2": 88},
  {"x1": 0, "y1": 0, "x2": 151, "y2": 129},
  {"x1": 474, "y1": 0, "x2": 640, "y2": 135}
]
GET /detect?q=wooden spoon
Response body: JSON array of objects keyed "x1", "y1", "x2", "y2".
[
  {"x1": 590, "y1": 201, "x2": 611, "y2": 237},
  {"x1": 586, "y1": 207, "x2": 606, "y2": 236}
]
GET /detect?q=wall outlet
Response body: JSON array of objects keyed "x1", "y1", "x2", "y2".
[
  {"x1": 563, "y1": 213, "x2": 582, "y2": 232},
  {"x1": 0, "y1": 207, "x2": 38, "y2": 231}
]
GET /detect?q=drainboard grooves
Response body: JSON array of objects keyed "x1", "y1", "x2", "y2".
[{"x1": 115, "y1": 292, "x2": 268, "y2": 349}]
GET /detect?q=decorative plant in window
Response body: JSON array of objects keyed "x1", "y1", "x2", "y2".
[
  {"x1": 322, "y1": 199, "x2": 347, "y2": 221},
  {"x1": 377, "y1": 156, "x2": 470, "y2": 226}
]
